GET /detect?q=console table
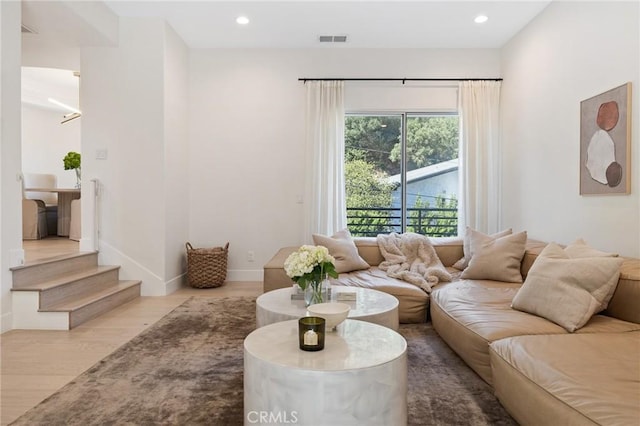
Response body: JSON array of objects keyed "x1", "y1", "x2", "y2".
[{"x1": 244, "y1": 319, "x2": 407, "y2": 426}]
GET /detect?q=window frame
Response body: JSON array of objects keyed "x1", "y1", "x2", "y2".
[{"x1": 345, "y1": 110, "x2": 460, "y2": 236}]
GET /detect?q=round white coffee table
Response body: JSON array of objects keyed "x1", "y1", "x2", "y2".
[
  {"x1": 256, "y1": 286, "x2": 399, "y2": 330},
  {"x1": 244, "y1": 319, "x2": 407, "y2": 426}
]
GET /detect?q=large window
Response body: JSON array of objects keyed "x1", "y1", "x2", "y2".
[{"x1": 345, "y1": 113, "x2": 459, "y2": 237}]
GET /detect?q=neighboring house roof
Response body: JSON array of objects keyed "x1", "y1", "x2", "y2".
[{"x1": 387, "y1": 159, "x2": 459, "y2": 184}]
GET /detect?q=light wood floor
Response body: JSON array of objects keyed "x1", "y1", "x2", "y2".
[
  {"x1": 1, "y1": 238, "x2": 262, "y2": 425},
  {"x1": 22, "y1": 236, "x2": 81, "y2": 263}
]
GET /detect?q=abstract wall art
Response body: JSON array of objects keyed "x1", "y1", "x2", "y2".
[{"x1": 580, "y1": 82, "x2": 632, "y2": 195}]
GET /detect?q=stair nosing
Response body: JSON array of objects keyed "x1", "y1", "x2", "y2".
[
  {"x1": 42, "y1": 280, "x2": 142, "y2": 313},
  {"x1": 11, "y1": 265, "x2": 121, "y2": 292}
]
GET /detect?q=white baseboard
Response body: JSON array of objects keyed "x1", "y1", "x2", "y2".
[
  {"x1": 226, "y1": 269, "x2": 263, "y2": 282},
  {"x1": 98, "y1": 241, "x2": 166, "y2": 296},
  {"x1": 1, "y1": 311, "x2": 13, "y2": 334},
  {"x1": 89, "y1": 240, "x2": 261, "y2": 295},
  {"x1": 97, "y1": 241, "x2": 192, "y2": 296},
  {"x1": 165, "y1": 273, "x2": 186, "y2": 294}
]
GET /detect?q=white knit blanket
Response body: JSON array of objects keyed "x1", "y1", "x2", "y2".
[{"x1": 377, "y1": 232, "x2": 452, "y2": 293}]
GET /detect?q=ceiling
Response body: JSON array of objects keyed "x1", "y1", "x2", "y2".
[
  {"x1": 103, "y1": 1, "x2": 552, "y2": 49},
  {"x1": 22, "y1": 67, "x2": 80, "y2": 113},
  {"x1": 20, "y1": 1, "x2": 552, "y2": 112}
]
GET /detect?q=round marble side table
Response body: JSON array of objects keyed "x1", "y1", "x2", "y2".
[
  {"x1": 256, "y1": 286, "x2": 400, "y2": 331},
  {"x1": 243, "y1": 319, "x2": 407, "y2": 426}
]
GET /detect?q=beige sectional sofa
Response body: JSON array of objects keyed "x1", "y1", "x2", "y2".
[
  {"x1": 263, "y1": 236, "x2": 463, "y2": 323},
  {"x1": 264, "y1": 236, "x2": 640, "y2": 424}
]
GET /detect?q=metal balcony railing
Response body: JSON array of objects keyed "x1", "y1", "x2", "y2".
[{"x1": 346, "y1": 207, "x2": 458, "y2": 237}]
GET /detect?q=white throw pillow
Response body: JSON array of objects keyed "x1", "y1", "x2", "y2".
[
  {"x1": 312, "y1": 229, "x2": 370, "y2": 274},
  {"x1": 453, "y1": 227, "x2": 512, "y2": 270},
  {"x1": 460, "y1": 231, "x2": 527, "y2": 283},
  {"x1": 511, "y1": 243, "x2": 624, "y2": 332}
]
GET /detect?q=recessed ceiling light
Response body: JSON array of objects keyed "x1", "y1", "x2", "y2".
[
  {"x1": 236, "y1": 16, "x2": 249, "y2": 25},
  {"x1": 474, "y1": 15, "x2": 489, "y2": 24}
]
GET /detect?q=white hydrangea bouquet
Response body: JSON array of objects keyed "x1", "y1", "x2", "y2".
[{"x1": 284, "y1": 245, "x2": 338, "y2": 305}]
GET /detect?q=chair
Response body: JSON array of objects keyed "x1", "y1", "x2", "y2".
[
  {"x1": 23, "y1": 173, "x2": 58, "y2": 204},
  {"x1": 22, "y1": 198, "x2": 48, "y2": 240},
  {"x1": 69, "y1": 199, "x2": 81, "y2": 241},
  {"x1": 23, "y1": 173, "x2": 58, "y2": 235}
]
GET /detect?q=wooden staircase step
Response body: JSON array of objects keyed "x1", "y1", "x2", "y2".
[
  {"x1": 44, "y1": 280, "x2": 142, "y2": 329},
  {"x1": 11, "y1": 251, "x2": 98, "y2": 288},
  {"x1": 11, "y1": 265, "x2": 120, "y2": 292},
  {"x1": 11, "y1": 249, "x2": 143, "y2": 330}
]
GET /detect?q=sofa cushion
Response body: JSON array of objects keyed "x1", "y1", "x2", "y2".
[
  {"x1": 313, "y1": 229, "x2": 370, "y2": 273},
  {"x1": 490, "y1": 332, "x2": 640, "y2": 425},
  {"x1": 430, "y1": 280, "x2": 640, "y2": 384},
  {"x1": 512, "y1": 243, "x2": 624, "y2": 332},
  {"x1": 453, "y1": 227, "x2": 512, "y2": 270},
  {"x1": 329, "y1": 267, "x2": 429, "y2": 324},
  {"x1": 460, "y1": 231, "x2": 527, "y2": 283}
]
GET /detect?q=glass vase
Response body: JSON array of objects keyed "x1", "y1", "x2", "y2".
[{"x1": 304, "y1": 280, "x2": 325, "y2": 307}]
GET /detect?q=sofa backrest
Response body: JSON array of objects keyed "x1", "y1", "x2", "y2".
[
  {"x1": 353, "y1": 236, "x2": 464, "y2": 267},
  {"x1": 354, "y1": 236, "x2": 640, "y2": 324}
]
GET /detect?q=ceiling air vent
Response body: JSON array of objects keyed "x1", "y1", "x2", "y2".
[{"x1": 319, "y1": 35, "x2": 348, "y2": 43}]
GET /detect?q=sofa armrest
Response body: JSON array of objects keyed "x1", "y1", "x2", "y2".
[{"x1": 263, "y1": 247, "x2": 297, "y2": 293}]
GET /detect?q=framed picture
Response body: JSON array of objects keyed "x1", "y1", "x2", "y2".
[{"x1": 580, "y1": 82, "x2": 632, "y2": 195}]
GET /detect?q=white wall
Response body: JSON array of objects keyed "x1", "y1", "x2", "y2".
[
  {"x1": 21, "y1": 105, "x2": 81, "y2": 188},
  {"x1": 1, "y1": 1, "x2": 24, "y2": 333},
  {"x1": 345, "y1": 83, "x2": 458, "y2": 112},
  {"x1": 21, "y1": 37, "x2": 80, "y2": 71},
  {"x1": 188, "y1": 48, "x2": 500, "y2": 280},
  {"x1": 82, "y1": 17, "x2": 189, "y2": 295},
  {"x1": 82, "y1": 18, "x2": 166, "y2": 294},
  {"x1": 163, "y1": 23, "x2": 189, "y2": 289},
  {"x1": 501, "y1": 1, "x2": 640, "y2": 257}
]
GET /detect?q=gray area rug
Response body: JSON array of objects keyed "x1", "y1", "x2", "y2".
[{"x1": 11, "y1": 297, "x2": 515, "y2": 426}]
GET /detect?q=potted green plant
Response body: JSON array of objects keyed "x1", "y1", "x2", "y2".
[{"x1": 63, "y1": 151, "x2": 81, "y2": 188}]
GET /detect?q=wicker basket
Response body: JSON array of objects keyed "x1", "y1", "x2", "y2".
[{"x1": 186, "y1": 242, "x2": 229, "y2": 288}]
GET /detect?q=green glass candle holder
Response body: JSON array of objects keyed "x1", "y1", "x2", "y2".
[{"x1": 298, "y1": 316, "x2": 325, "y2": 351}]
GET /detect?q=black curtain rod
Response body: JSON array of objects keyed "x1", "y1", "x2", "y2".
[{"x1": 299, "y1": 77, "x2": 503, "y2": 83}]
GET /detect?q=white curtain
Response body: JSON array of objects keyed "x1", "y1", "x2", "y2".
[
  {"x1": 304, "y1": 81, "x2": 346, "y2": 239},
  {"x1": 458, "y1": 80, "x2": 502, "y2": 234}
]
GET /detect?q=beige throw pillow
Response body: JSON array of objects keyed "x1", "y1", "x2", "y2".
[
  {"x1": 460, "y1": 231, "x2": 527, "y2": 282},
  {"x1": 564, "y1": 238, "x2": 619, "y2": 258},
  {"x1": 453, "y1": 227, "x2": 513, "y2": 270},
  {"x1": 312, "y1": 229, "x2": 370, "y2": 274},
  {"x1": 511, "y1": 243, "x2": 623, "y2": 332}
]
